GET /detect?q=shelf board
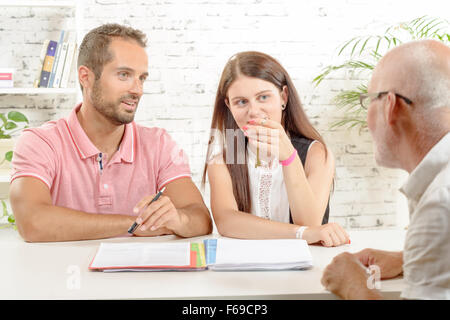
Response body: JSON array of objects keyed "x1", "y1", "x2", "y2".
[
  {"x1": 0, "y1": 1, "x2": 76, "y2": 7},
  {"x1": 0, "y1": 170, "x2": 10, "y2": 200},
  {"x1": 0, "y1": 88, "x2": 77, "y2": 95},
  {"x1": 0, "y1": 169, "x2": 11, "y2": 184}
]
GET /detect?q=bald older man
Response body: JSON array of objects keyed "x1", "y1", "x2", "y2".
[{"x1": 321, "y1": 40, "x2": 450, "y2": 300}]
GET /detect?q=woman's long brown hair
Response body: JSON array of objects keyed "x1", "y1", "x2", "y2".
[{"x1": 202, "y1": 51, "x2": 328, "y2": 213}]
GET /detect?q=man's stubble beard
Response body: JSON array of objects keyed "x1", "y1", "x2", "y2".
[{"x1": 90, "y1": 80, "x2": 138, "y2": 125}]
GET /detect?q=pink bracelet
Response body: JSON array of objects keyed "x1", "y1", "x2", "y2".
[{"x1": 280, "y1": 149, "x2": 297, "y2": 166}]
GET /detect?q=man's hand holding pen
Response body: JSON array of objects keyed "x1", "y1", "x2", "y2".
[{"x1": 129, "y1": 188, "x2": 185, "y2": 236}]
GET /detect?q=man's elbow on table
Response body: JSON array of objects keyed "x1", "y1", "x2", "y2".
[
  {"x1": 10, "y1": 176, "x2": 64, "y2": 242},
  {"x1": 12, "y1": 206, "x2": 46, "y2": 243},
  {"x1": 11, "y1": 199, "x2": 55, "y2": 243},
  {"x1": 9, "y1": 186, "x2": 49, "y2": 243}
]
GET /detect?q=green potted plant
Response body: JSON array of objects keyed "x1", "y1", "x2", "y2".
[
  {"x1": 313, "y1": 16, "x2": 450, "y2": 132},
  {"x1": 0, "y1": 110, "x2": 29, "y2": 229}
]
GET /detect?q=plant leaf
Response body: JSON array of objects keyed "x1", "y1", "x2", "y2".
[
  {"x1": 374, "y1": 36, "x2": 383, "y2": 56},
  {"x1": 0, "y1": 114, "x2": 7, "y2": 126},
  {"x1": 7, "y1": 111, "x2": 29, "y2": 123},
  {"x1": 338, "y1": 37, "x2": 358, "y2": 56},
  {"x1": 359, "y1": 36, "x2": 372, "y2": 55},
  {"x1": 5, "y1": 151, "x2": 13, "y2": 162},
  {"x1": 1, "y1": 200, "x2": 7, "y2": 217},
  {"x1": 5, "y1": 122, "x2": 18, "y2": 130},
  {"x1": 7, "y1": 214, "x2": 15, "y2": 224},
  {"x1": 417, "y1": 17, "x2": 439, "y2": 37},
  {"x1": 312, "y1": 15, "x2": 449, "y2": 132},
  {"x1": 350, "y1": 38, "x2": 362, "y2": 57},
  {"x1": 411, "y1": 15, "x2": 427, "y2": 28}
]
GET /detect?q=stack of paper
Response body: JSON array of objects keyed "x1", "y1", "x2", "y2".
[
  {"x1": 204, "y1": 238, "x2": 313, "y2": 271},
  {"x1": 89, "y1": 238, "x2": 313, "y2": 272},
  {"x1": 89, "y1": 242, "x2": 206, "y2": 272}
]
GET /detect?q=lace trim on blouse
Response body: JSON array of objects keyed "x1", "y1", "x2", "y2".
[{"x1": 247, "y1": 146, "x2": 280, "y2": 220}]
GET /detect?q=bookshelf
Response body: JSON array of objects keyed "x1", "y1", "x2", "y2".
[
  {"x1": 0, "y1": 0, "x2": 83, "y2": 97},
  {"x1": 0, "y1": 88, "x2": 77, "y2": 95},
  {"x1": 0, "y1": 1, "x2": 84, "y2": 193},
  {"x1": 0, "y1": 1, "x2": 77, "y2": 7}
]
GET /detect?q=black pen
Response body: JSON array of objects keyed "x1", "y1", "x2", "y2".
[{"x1": 128, "y1": 186, "x2": 166, "y2": 234}]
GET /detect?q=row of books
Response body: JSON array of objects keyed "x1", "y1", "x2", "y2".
[
  {"x1": 89, "y1": 238, "x2": 313, "y2": 272},
  {"x1": 34, "y1": 30, "x2": 77, "y2": 89}
]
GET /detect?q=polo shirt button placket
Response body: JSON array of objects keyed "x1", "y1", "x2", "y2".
[
  {"x1": 97, "y1": 153, "x2": 104, "y2": 175},
  {"x1": 97, "y1": 153, "x2": 113, "y2": 208}
]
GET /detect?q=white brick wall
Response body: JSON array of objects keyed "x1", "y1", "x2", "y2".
[{"x1": 1, "y1": 0, "x2": 447, "y2": 229}]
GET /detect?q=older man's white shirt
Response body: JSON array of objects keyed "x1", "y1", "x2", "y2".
[{"x1": 400, "y1": 132, "x2": 450, "y2": 300}]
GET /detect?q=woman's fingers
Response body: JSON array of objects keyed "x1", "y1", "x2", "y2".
[
  {"x1": 248, "y1": 118, "x2": 281, "y2": 129},
  {"x1": 244, "y1": 127, "x2": 279, "y2": 143},
  {"x1": 332, "y1": 224, "x2": 349, "y2": 245},
  {"x1": 320, "y1": 231, "x2": 333, "y2": 247},
  {"x1": 336, "y1": 223, "x2": 351, "y2": 244},
  {"x1": 319, "y1": 223, "x2": 351, "y2": 247},
  {"x1": 328, "y1": 230, "x2": 342, "y2": 247}
]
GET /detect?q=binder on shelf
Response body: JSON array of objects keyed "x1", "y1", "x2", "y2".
[
  {"x1": 88, "y1": 238, "x2": 313, "y2": 272},
  {"x1": 48, "y1": 30, "x2": 65, "y2": 88},
  {"x1": 34, "y1": 39, "x2": 50, "y2": 88},
  {"x1": 38, "y1": 40, "x2": 57, "y2": 88},
  {"x1": 60, "y1": 41, "x2": 77, "y2": 88},
  {"x1": 52, "y1": 41, "x2": 69, "y2": 88}
]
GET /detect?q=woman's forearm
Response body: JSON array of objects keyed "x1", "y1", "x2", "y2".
[
  {"x1": 282, "y1": 156, "x2": 326, "y2": 226},
  {"x1": 213, "y1": 208, "x2": 299, "y2": 239}
]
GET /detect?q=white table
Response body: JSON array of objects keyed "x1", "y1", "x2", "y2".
[{"x1": 0, "y1": 227, "x2": 406, "y2": 300}]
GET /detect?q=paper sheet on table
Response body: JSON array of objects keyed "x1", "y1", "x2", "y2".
[
  {"x1": 211, "y1": 239, "x2": 313, "y2": 270},
  {"x1": 90, "y1": 242, "x2": 191, "y2": 270}
]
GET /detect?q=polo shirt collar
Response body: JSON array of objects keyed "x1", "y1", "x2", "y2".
[
  {"x1": 66, "y1": 103, "x2": 135, "y2": 163},
  {"x1": 399, "y1": 132, "x2": 450, "y2": 202}
]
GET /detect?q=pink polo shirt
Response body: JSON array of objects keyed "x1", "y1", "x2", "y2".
[{"x1": 11, "y1": 104, "x2": 191, "y2": 216}]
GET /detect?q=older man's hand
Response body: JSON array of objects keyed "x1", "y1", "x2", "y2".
[
  {"x1": 321, "y1": 252, "x2": 383, "y2": 300},
  {"x1": 354, "y1": 249, "x2": 403, "y2": 280}
]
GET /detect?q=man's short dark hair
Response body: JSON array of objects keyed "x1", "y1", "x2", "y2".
[{"x1": 77, "y1": 23, "x2": 147, "y2": 90}]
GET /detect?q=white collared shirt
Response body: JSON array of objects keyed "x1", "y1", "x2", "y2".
[{"x1": 400, "y1": 132, "x2": 450, "y2": 300}]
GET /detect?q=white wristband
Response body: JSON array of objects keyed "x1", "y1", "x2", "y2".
[{"x1": 295, "y1": 226, "x2": 308, "y2": 239}]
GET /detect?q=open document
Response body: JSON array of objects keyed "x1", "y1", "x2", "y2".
[
  {"x1": 204, "y1": 238, "x2": 313, "y2": 271},
  {"x1": 89, "y1": 238, "x2": 313, "y2": 272},
  {"x1": 89, "y1": 242, "x2": 206, "y2": 272}
]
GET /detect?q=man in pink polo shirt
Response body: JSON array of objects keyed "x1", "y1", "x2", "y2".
[{"x1": 9, "y1": 23, "x2": 212, "y2": 242}]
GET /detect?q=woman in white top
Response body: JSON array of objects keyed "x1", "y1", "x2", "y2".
[{"x1": 202, "y1": 51, "x2": 349, "y2": 247}]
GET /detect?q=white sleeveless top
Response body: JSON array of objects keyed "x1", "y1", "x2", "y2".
[
  {"x1": 246, "y1": 141, "x2": 318, "y2": 222},
  {"x1": 209, "y1": 137, "x2": 317, "y2": 222},
  {"x1": 247, "y1": 146, "x2": 290, "y2": 223}
]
